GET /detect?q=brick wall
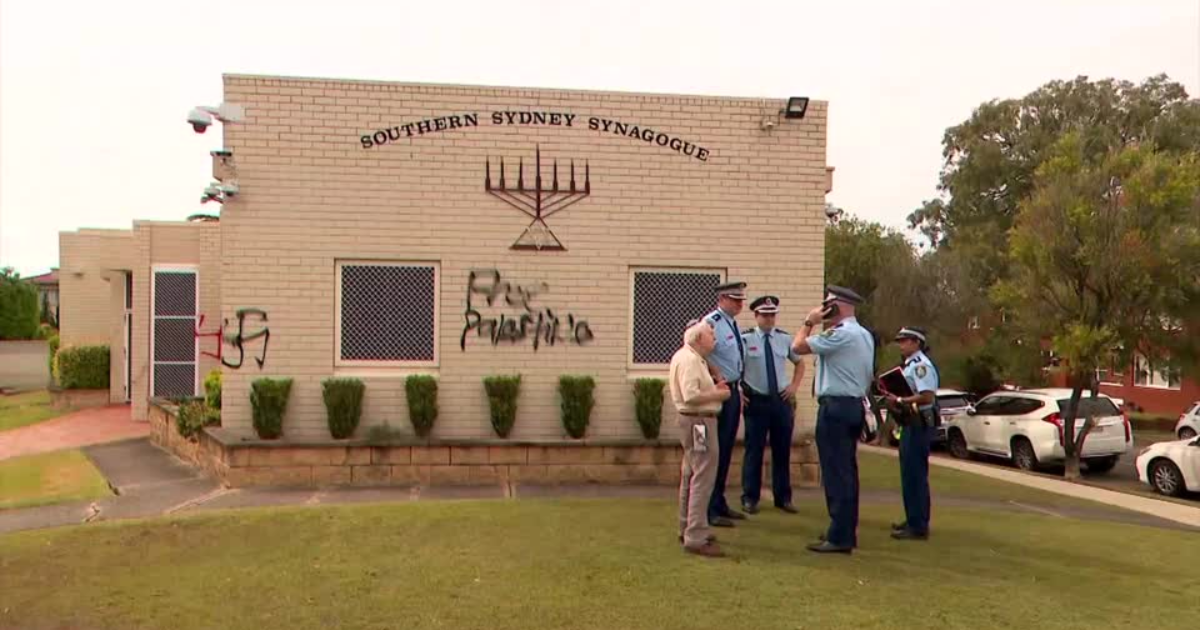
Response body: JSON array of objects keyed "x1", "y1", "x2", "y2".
[{"x1": 218, "y1": 75, "x2": 829, "y2": 440}]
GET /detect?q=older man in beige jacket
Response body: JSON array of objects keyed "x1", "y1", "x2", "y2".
[{"x1": 670, "y1": 321, "x2": 732, "y2": 558}]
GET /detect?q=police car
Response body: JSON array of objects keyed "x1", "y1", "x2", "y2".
[
  {"x1": 1136, "y1": 434, "x2": 1200, "y2": 497},
  {"x1": 1174, "y1": 402, "x2": 1200, "y2": 440},
  {"x1": 944, "y1": 388, "x2": 1132, "y2": 473}
]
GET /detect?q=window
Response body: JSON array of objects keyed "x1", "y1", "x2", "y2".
[
  {"x1": 1005, "y1": 398, "x2": 1046, "y2": 416},
  {"x1": 1096, "y1": 352, "x2": 1126, "y2": 385},
  {"x1": 1055, "y1": 398, "x2": 1120, "y2": 418},
  {"x1": 972, "y1": 396, "x2": 1010, "y2": 415},
  {"x1": 968, "y1": 316, "x2": 980, "y2": 330},
  {"x1": 936, "y1": 395, "x2": 970, "y2": 410},
  {"x1": 336, "y1": 261, "x2": 438, "y2": 367},
  {"x1": 151, "y1": 267, "x2": 198, "y2": 398},
  {"x1": 1134, "y1": 352, "x2": 1181, "y2": 390},
  {"x1": 630, "y1": 269, "x2": 723, "y2": 365}
]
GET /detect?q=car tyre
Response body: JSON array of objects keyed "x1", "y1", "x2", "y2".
[
  {"x1": 1179, "y1": 427, "x2": 1198, "y2": 441},
  {"x1": 948, "y1": 429, "x2": 970, "y2": 459},
  {"x1": 1083, "y1": 455, "x2": 1118, "y2": 474},
  {"x1": 1011, "y1": 438, "x2": 1039, "y2": 471},
  {"x1": 1149, "y1": 459, "x2": 1186, "y2": 497}
]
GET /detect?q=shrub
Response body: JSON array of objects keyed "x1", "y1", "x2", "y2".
[
  {"x1": 176, "y1": 400, "x2": 219, "y2": 440},
  {"x1": 558, "y1": 375, "x2": 596, "y2": 439},
  {"x1": 483, "y1": 375, "x2": 521, "y2": 438},
  {"x1": 0, "y1": 269, "x2": 39, "y2": 340},
  {"x1": 47, "y1": 334, "x2": 60, "y2": 383},
  {"x1": 204, "y1": 369, "x2": 222, "y2": 410},
  {"x1": 322, "y1": 378, "x2": 366, "y2": 439},
  {"x1": 56, "y1": 345, "x2": 110, "y2": 390},
  {"x1": 365, "y1": 422, "x2": 407, "y2": 445},
  {"x1": 405, "y1": 375, "x2": 439, "y2": 437},
  {"x1": 633, "y1": 378, "x2": 666, "y2": 439},
  {"x1": 35, "y1": 323, "x2": 56, "y2": 340},
  {"x1": 250, "y1": 377, "x2": 293, "y2": 439}
]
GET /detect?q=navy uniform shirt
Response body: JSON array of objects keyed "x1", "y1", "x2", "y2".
[
  {"x1": 806, "y1": 317, "x2": 875, "y2": 398},
  {"x1": 901, "y1": 350, "x2": 940, "y2": 411},
  {"x1": 704, "y1": 308, "x2": 745, "y2": 382},
  {"x1": 742, "y1": 326, "x2": 801, "y2": 395}
]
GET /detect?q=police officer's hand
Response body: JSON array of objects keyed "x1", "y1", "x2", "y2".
[
  {"x1": 781, "y1": 383, "x2": 799, "y2": 401},
  {"x1": 804, "y1": 305, "x2": 828, "y2": 327},
  {"x1": 713, "y1": 381, "x2": 731, "y2": 402}
]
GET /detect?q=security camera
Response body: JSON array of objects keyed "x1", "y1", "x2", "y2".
[
  {"x1": 824, "y1": 203, "x2": 843, "y2": 219},
  {"x1": 188, "y1": 108, "x2": 213, "y2": 134},
  {"x1": 218, "y1": 182, "x2": 239, "y2": 196},
  {"x1": 761, "y1": 118, "x2": 776, "y2": 131}
]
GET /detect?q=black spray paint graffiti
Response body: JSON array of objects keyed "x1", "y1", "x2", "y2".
[
  {"x1": 194, "y1": 308, "x2": 271, "y2": 369},
  {"x1": 461, "y1": 270, "x2": 594, "y2": 351}
]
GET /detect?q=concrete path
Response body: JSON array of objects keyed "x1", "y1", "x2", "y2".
[
  {"x1": 2, "y1": 437, "x2": 1193, "y2": 535},
  {"x1": 0, "y1": 340, "x2": 50, "y2": 391},
  {"x1": 861, "y1": 444, "x2": 1200, "y2": 529},
  {"x1": 0, "y1": 404, "x2": 146, "y2": 461}
]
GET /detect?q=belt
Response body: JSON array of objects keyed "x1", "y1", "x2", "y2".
[
  {"x1": 679, "y1": 411, "x2": 717, "y2": 417},
  {"x1": 818, "y1": 395, "x2": 861, "y2": 404}
]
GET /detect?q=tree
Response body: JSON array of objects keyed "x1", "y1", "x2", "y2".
[
  {"x1": 994, "y1": 136, "x2": 1200, "y2": 479},
  {"x1": 0, "y1": 268, "x2": 40, "y2": 340}
]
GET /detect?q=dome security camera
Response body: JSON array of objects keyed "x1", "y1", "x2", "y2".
[{"x1": 187, "y1": 108, "x2": 213, "y2": 134}]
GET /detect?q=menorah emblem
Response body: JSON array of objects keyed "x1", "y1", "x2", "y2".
[{"x1": 485, "y1": 145, "x2": 591, "y2": 251}]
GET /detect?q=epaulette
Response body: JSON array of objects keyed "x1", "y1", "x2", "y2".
[
  {"x1": 775, "y1": 328, "x2": 790, "y2": 336},
  {"x1": 741, "y1": 328, "x2": 756, "y2": 335},
  {"x1": 707, "y1": 312, "x2": 722, "y2": 322}
]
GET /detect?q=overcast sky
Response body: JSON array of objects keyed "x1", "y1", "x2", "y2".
[{"x1": 1, "y1": 0, "x2": 1196, "y2": 276}]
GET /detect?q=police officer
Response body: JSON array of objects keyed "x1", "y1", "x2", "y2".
[
  {"x1": 883, "y1": 326, "x2": 939, "y2": 541},
  {"x1": 791, "y1": 286, "x2": 875, "y2": 554},
  {"x1": 740, "y1": 296, "x2": 805, "y2": 515},
  {"x1": 703, "y1": 281, "x2": 749, "y2": 527}
]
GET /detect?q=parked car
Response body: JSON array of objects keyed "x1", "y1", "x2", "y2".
[
  {"x1": 944, "y1": 388, "x2": 1133, "y2": 473},
  {"x1": 1136, "y1": 435, "x2": 1200, "y2": 497},
  {"x1": 883, "y1": 389, "x2": 975, "y2": 446},
  {"x1": 1175, "y1": 402, "x2": 1200, "y2": 440}
]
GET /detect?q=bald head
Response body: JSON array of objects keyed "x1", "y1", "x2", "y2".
[{"x1": 684, "y1": 322, "x2": 716, "y2": 356}]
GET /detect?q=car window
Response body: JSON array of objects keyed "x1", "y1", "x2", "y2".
[
  {"x1": 1056, "y1": 398, "x2": 1120, "y2": 418},
  {"x1": 1007, "y1": 398, "x2": 1046, "y2": 415},
  {"x1": 938, "y1": 395, "x2": 970, "y2": 409},
  {"x1": 973, "y1": 396, "x2": 1010, "y2": 415}
]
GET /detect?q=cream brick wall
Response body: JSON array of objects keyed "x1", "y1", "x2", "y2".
[{"x1": 219, "y1": 75, "x2": 828, "y2": 440}]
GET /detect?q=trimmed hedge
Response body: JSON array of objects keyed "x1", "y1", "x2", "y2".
[
  {"x1": 56, "y1": 345, "x2": 110, "y2": 390},
  {"x1": 250, "y1": 378, "x2": 293, "y2": 439},
  {"x1": 204, "y1": 369, "x2": 222, "y2": 410},
  {"x1": 405, "y1": 375, "x2": 439, "y2": 438},
  {"x1": 633, "y1": 378, "x2": 666, "y2": 439},
  {"x1": 483, "y1": 375, "x2": 521, "y2": 438},
  {"x1": 0, "y1": 271, "x2": 39, "y2": 340},
  {"x1": 176, "y1": 400, "x2": 219, "y2": 439},
  {"x1": 322, "y1": 378, "x2": 365, "y2": 439},
  {"x1": 558, "y1": 375, "x2": 596, "y2": 439}
]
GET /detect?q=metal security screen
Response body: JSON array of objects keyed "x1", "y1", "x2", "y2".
[
  {"x1": 632, "y1": 270, "x2": 722, "y2": 364},
  {"x1": 339, "y1": 263, "x2": 436, "y2": 363},
  {"x1": 152, "y1": 269, "x2": 197, "y2": 398}
]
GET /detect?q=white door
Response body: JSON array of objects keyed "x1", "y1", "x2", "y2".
[{"x1": 968, "y1": 395, "x2": 1010, "y2": 453}]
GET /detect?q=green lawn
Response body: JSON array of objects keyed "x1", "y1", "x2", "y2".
[
  {"x1": 0, "y1": 449, "x2": 112, "y2": 510},
  {"x1": 1, "y1": 498, "x2": 1197, "y2": 630},
  {"x1": 0, "y1": 390, "x2": 65, "y2": 432}
]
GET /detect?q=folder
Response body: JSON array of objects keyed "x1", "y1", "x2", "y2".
[{"x1": 877, "y1": 366, "x2": 914, "y2": 398}]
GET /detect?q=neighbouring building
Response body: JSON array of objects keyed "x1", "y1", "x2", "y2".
[
  {"x1": 58, "y1": 74, "x2": 832, "y2": 485},
  {"x1": 26, "y1": 269, "x2": 60, "y2": 327}
]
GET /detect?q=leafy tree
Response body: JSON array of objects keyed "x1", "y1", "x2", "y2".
[
  {"x1": 0, "y1": 268, "x2": 40, "y2": 340},
  {"x1": 994, "y1": 136, "x2": 1200, "y2": 479}
]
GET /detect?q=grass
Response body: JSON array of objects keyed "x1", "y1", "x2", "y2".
[
  {"x1": 0, "y1": 390, "x2": 66, "y2": 432},
  {"x1": 857, "y1": 450, "x2": 1108, "y2": 510},
  {"x1": 0, "y1": 449, "x2": 112, "y2": 510},
  {"x1": 1, "y1": 498, "x2": 1197, "y2": 630}
]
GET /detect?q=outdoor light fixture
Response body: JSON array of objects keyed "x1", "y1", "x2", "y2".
[{"x1": 783, "y1": 97, "x2": 810, "y2": 119}]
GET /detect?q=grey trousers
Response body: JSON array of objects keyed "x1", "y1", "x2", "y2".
[{"x1": 677, "y1": 413, "x2": 718, "y2": 548}]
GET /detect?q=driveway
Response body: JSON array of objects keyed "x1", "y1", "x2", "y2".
[{"x1": 0, "y1": 340, "x2": 49, "y2": 391}]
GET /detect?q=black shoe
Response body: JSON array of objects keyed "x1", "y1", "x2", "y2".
[
  {"x1": 891, "y1": 528, "x2": 929, "y2": 541},
  {"x1": 679, "y1": 534, "x2": 717, "y2": 544},
  {"x1": 722, "y1": 509, "x2": 747, "y2": 521},
  {"x1": 709, "y1": 516, "x2": 736, "y2": 528},
  {"x1": 776, "y1": 503, "x2": 798, "y2": 514},
  {"x1": 806, "y1": 541, "x2": 853, "y2": 554},
  {"x1": 742, "y1": 501, "x2": 759, "y2": 515},
  {"x1": 891, "y1": 521, "x2": 908, "y2": 532}
]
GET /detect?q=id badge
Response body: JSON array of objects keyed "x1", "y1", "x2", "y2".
[{"x1": 692, "y1": 424, "x2": 708, "y2": 454}]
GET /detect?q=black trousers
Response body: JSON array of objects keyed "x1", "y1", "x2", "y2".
[
  {"x1": 741, "y1": 391, "x2": 795, "y2": 506},
  {"x1": 707, "y1": 384, "x2": 741, "y2": 519},
  {"x1": 815, "y1": 396, "x2": 863, "y2": 547}
]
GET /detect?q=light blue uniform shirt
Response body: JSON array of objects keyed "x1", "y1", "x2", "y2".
[
  {"x1": 806, "y1": 317, "x2": 875, "y2": 398},
  {"x1": 902, "y1": 350, "x2": 940, "y2": 411},
  {"x1": 741, "y1": 326, "x2": 801, "y2": 395},
  {"x1": 704, "y1": 308, "x2": 744, "y2": 382}
]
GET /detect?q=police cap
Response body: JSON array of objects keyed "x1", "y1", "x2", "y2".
[
  {"x1": 750, "y1": 295, "x2": 780, "y2": 314},
  {"x1": 823, "y1": 285, "x2": 864, "y2": 306},
  {"x1": 716, "y1": 281, "x2": 747, "y2": 300},
  {"x1": 895, "y1": 326, "x2": 927, "y2": 343}
]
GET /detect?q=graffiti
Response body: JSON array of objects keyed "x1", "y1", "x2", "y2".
[
  {"x1": 461, "y1": 269, "x2": 594, "y2": 351},
  {"x1": 195, "y1": 308, "x2": 271, "y2": 369}
]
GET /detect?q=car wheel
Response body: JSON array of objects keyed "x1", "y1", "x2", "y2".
[
  {"x1": 948, "y1": 429, "x2": 970, "y2": 459},
  {"x1": 1150, "y1": 459, "x2": 1186, "y2": 497},
  {"x1": 1011, "y1": 438, "x2": 1039, "y2": 471},
  {"x1": 1084, "y1": 455, "x2": 1118, "y2": 474},
  {"x1": 1179, "y1": 427, "x2": 1198, "y2": 441}
]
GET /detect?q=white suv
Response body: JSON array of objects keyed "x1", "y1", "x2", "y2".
[
  {"x1": 1175, "y1": 403, "x2": 1200, "y2": 440},
  {"x1": 945, "y1": 388, "x2": 1133, "y2": 473}
]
